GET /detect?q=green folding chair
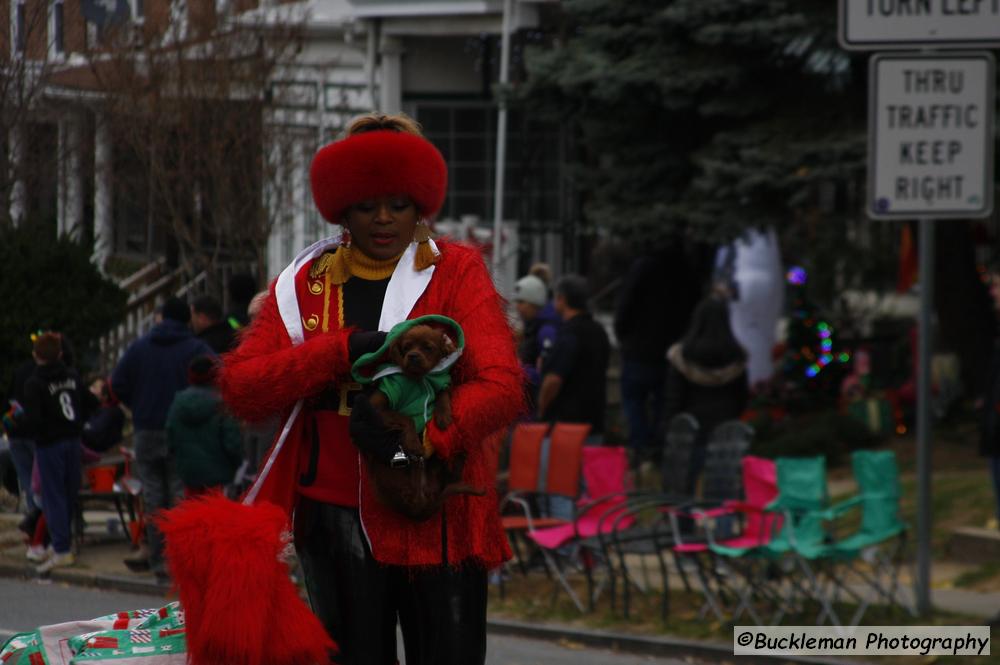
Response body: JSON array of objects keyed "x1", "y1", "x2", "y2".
[
  {"x1": 757, "y1": 455, "x2": 846, "y2": 625},
  {"x1": 824, "y1": 450, "x2": 915, "y2": 624},
  {"x1": 702, "y1": 456, "x2": 830, "y2": 625}
]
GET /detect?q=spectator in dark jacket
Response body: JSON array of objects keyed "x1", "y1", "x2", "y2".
[
  {"x1": 21, "y1": 332, "x2": 96, "y2": 573},
  {"x1": 615, "y1": 247, "x2": 701, "y2": 466},
  {"x1": 5, "y1": 357, "x2": 39, "y2": 520},
  {"x1": 81, "y1": 377, "x2": 125, "y2": 455},
  {"x1": 191, "y1": 294, "x2": 237, "y2": 354},
  {"x1": 166, "y1": 356, "x2": 242, "y2": 495},
  {"x1": 514, "y1": 274, "x2": 560, "y2": 412},
  {"x1": 538, "y1": 275, "x2": 610, "y2": 435},
  {"x1": 110, "y1": 297, "x2": 214, "y2": 581},
  {"x1": 663, "y1": 293, "x2": 749, "y2": 495}
]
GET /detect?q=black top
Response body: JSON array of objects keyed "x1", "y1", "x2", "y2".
[
  {"x1": 311, "y1": 275, "x2": 391, "y2": 414},
  {"x1": 663, "y1": 366, "x2": 749, "y2": 447},
  {"x1": 342, "y1": 276, "x2": 391, "y2": 330},
  {"x1": 541, "y1": 312, "x2": 611, "y2": 433},
  {"x1": 4, "y1": 359, "x2": 36, "y2": 438},
  {"x1": 614, "y1": 252, "x2": 699, "y2": 364},
  {"x1": 22, "y1": 362, "x2": 95, "y2": 446}
]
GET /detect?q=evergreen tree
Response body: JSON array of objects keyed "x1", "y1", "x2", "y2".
[
  {"x1": 519, "y1": 0, "x2": 868, "y2": 246},
  {"x1": 0, "y1": 224, "x2": 128, "y2": 391}
]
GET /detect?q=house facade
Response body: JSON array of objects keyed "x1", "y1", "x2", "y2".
[{"x1": 9, "y1": 0, "x2": 570, "y2": 295}]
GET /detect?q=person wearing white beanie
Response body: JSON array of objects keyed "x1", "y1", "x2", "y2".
[{"x1": 513, "y1": 275, "x2": 559, "y2": 411}]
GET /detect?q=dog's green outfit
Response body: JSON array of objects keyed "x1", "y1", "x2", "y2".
[{"x1": 351, "y1": 315, "x2": 465, "y2": 434}]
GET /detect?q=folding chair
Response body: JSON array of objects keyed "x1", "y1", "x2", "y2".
[
  {"x1": 824, "y1": 450, "x2": 915, "y2": 623},
  {"x1": 675, "y1": 456, "x2": 778, "y2": 622},
  {"x1": 500, "y1": 423, "x2": 554, "y2": 574},
  {"x1": 589, "y1": 413, "x2": 703, "y2": 619},
  {"x1": 661, "y1": 413, "x2": 698, "y2": 497},
  {"x1": 500, "y1": 422, "x2": 589, "y2": 607},
  {"x1": 760, "y1": 456, "x2": 856, "y2": 626}
]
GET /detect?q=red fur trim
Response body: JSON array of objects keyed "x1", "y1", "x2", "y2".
[
  {"x1": 310, "y1": 131, "x2": 447, "y2": 223},
  {"x1": 160, "y1": 493, "x2": 336, "y2": 665}
]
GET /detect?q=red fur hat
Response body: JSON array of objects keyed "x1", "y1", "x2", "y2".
[{"x1": 310, "y1": 130, "x2": 448, "y2": 224}]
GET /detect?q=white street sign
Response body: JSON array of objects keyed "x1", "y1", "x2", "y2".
[
  {"x1": 868, "y1": 52, "x2": 994, "y2": 219},
  {"x1": 840, "y1": 0, "x2": 1000, "y2": 50}
]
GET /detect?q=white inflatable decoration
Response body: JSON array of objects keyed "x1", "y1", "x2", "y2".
[{"x1": 715, "y1": 228, "x2": 784, "y2": 386}]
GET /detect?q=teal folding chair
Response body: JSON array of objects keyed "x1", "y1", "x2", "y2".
[{"x1": 824, "y1": 450, "x2": 915, "y2": 623}]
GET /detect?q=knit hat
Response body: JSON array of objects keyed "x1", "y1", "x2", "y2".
[
  {"x1": 310, "y1": 130, "x2": 448, "y2": 224},
  {"x1": 161, "y1": 297, "x2": 191, "y2": 324},
  {"x1": 187, "y1": 355, "x2": 217, "y2": 386},
  {"x1": 513, "y1": 275, "x2": 547, "y2": 307}
]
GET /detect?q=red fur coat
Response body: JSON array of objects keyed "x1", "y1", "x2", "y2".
[{"x1": 219, "y1": 239, "x2": 521, "y2": 568}]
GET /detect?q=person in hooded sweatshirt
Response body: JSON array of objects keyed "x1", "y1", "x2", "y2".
[
  {"x1": 110, "y1": 297, "x2": 214, "y2": 582},
  {"x1": 166, "y1": 355, "x2": 242, "y2": 496},
  {"x1": 21, "y1": 332, "x2": 96, "y2": 574},
  {"x1": 663, "y1": 291, "x2": 749, "y2": 495}
]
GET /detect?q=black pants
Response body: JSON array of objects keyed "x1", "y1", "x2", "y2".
[{"x1": 294, "y1": 498, "x2": 487, "y2": 665}]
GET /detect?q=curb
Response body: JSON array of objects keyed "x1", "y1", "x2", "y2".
[
  {"x1": 486, "y1": 618, "x2": 868, "y2": 665},
  {"x1": 0, "y1": 563, "x2": 866, "y2": 665},
  {"x1": 0, "y1": 560, "x2": 170, "y2": 598}
]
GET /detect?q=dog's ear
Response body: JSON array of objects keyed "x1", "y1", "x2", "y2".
[
  {"x1": 388, "y1": 336, "x2": 406, "y2": 367},
  {"x1": 440, "y1": 333, "x2": 456, "y2": 356}
]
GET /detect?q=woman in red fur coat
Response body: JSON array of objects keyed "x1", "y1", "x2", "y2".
[{"x1": 217, "y1": 113, "x2": 522, "y2": 664}]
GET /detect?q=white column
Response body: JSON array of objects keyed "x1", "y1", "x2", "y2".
[
  {"x1": 8, "y1": 125, "x2": 25, "y2": 226},
  {"x1": 292, "y1": 138, "x2": 306, "y2": 255},
  {"x1": 378, "y1": 35, "x2": 403, "y2": 114},
  {"x1": 57, "y1": 115, "x2": 85, "y2": 241},
  {"x1": 92, "y1": 116, "x2": 114, "y2": 270}
]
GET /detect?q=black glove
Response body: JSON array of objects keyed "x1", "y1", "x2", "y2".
[
  {"x1": 348, "y1": 331, "x2": 388, "y2": 363},
  {"x1": 348, "y1": 392, "x2": 401, "y2": 465}
]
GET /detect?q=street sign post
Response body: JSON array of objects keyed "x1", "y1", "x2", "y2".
[
  {"x1": 844, "y1": 0, "x2": 1000, "y2": 614},
  {"x1": 840, "y1": 0, "x2": 1000, "y2": 50},
  {"x1": 868, "y1": 52, "x2": 995, "y2": 220}
]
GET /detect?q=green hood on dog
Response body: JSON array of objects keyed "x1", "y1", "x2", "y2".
[{"x1": 351, "y1": 315, "x2": 465, "y2": 434}]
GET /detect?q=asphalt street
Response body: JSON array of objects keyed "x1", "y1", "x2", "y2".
[{"x1": 0, "y1": 578, "x2": 691, "y2": 664}]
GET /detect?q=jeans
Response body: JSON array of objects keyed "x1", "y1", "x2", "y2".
[
  {"x1": 620, "y1": 359, "x2": 666, "y2": 461},
  {"x1": 8, "y1": 437, "x2": 37, "y2": 514},
  {"x1": 35, "y1": 438, "x2": 82, "y2": 554},
  {"x1": 295, "y1": 500, "x2": 487, "y2": 665},
  {"x1": 134, "y1": 430, "x2": 184, "y2": 575}
]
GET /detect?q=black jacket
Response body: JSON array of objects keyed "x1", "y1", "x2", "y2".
[
  {"x1": 663, "y1": 344, "x2": 749, "y2": 445},
  {"x1": 22, "y1": 362, "x2": 95, "y2": 446},
  {"x1": 541, "y1": 312, "x2": 611, "y2": 433},
  {"x1": 3, "y1": 359, "x2": 36, "y2": 438},
  {"x1": 614, "y1": 252, "x2": 700, "y2": 364},
  {"x1": 82, "y1": 403, "x2": 126, "y2": 453}
]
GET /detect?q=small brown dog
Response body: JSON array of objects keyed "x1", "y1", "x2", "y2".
[{"x1": 360, "y1": 324, "x2": 483, "y2": 521}]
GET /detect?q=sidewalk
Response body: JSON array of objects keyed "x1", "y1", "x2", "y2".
[{"x1": 1, "y1": 507, "x2": 997, "y2": 663}]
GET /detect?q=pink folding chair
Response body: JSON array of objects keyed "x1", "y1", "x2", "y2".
[
  {"x1": 527, "y1": 445, "x2": 632, "y2": 611},
  {"x1": 672, "y1": 455, "x2": 779, "y2": 622}
]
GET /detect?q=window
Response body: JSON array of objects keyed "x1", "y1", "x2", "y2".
[
  {"x1": 412, "y1": 102, "x2": 563, "y2": 228},
  {"x1": 13, "y1": 0, "x2": 25, "y2": 54},
  {"x1": 51, "y1": 0, "x2": 64, "y2": 55},
  {"x1": 132, "y1": 0, "x2": 144, "y2": 20}
]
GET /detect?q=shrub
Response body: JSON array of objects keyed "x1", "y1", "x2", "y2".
[
  {"x1": 750, "y1": 409, "x2": 883, "y2": 466},
  {"x1": 0, "y1": 224, "x2": 127, "y2": 395}
]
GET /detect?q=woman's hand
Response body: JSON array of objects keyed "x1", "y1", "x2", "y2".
[
  {"x1": 348, "y1": 392, "x2": 403, "y2": 464},
  {"x1": 349, "y1": 331, "x2": 389, "y2": 363}
]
